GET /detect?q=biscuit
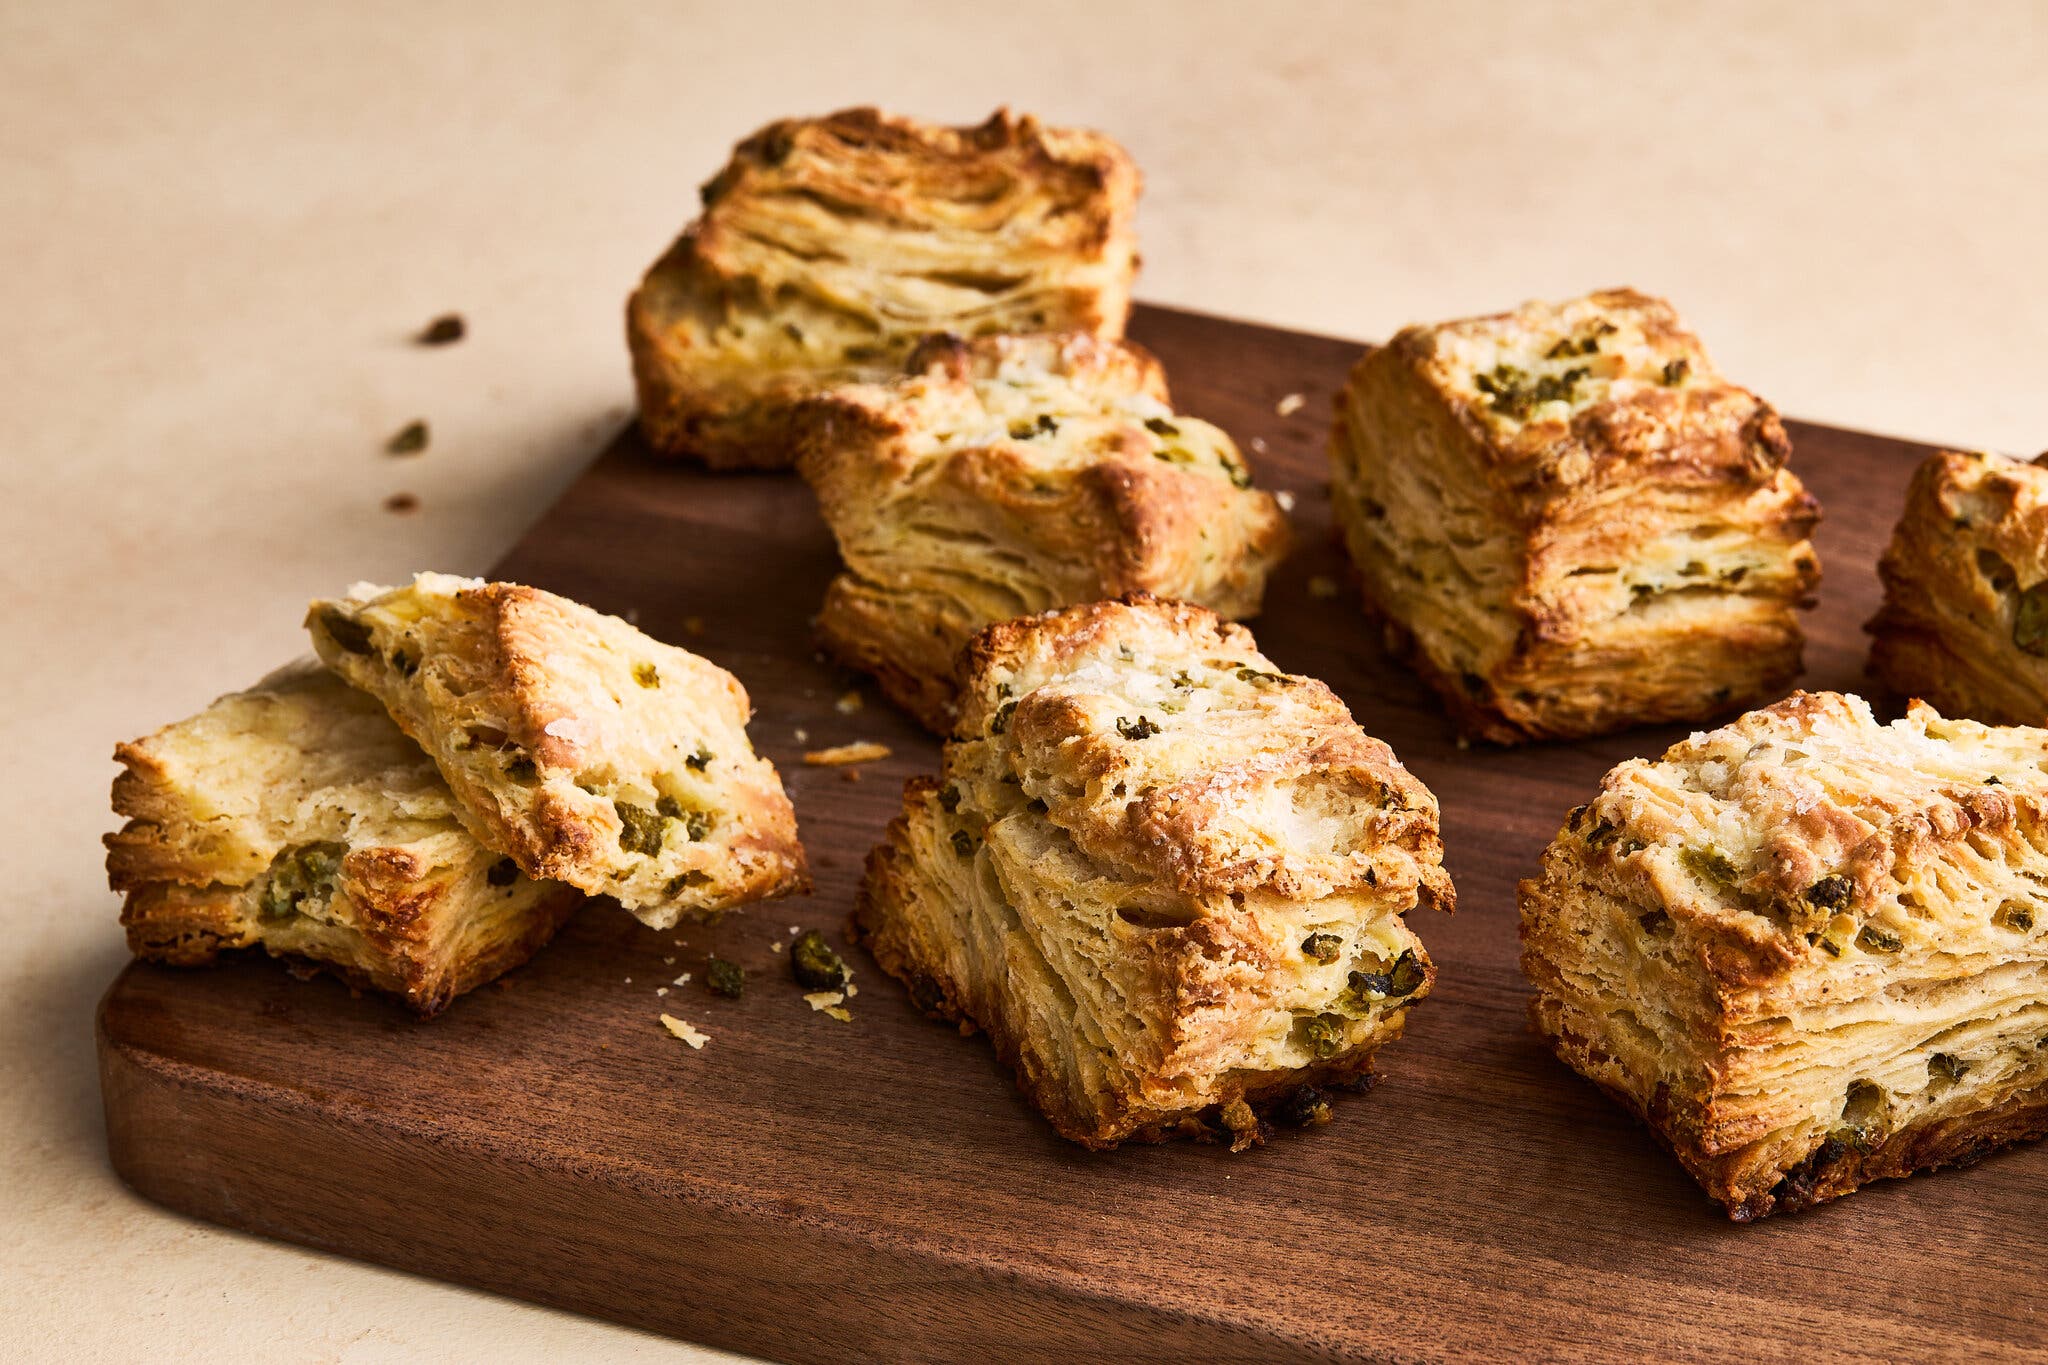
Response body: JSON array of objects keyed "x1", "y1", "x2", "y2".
[
  {"x1": 106, "y1": 664, "x2": 579, "y2": 1016},
  {"x1": 1521, "y1": 690, "x2": 2048, "y2": 1219},
  {"x1": 798, "y1": 332, "x2": 1291, "y2": 731},
  {"x1": 306, "y1": 574, "x2": 807, "y2": 929},
  {"x1": 853, "y1": 595, "x2": 1452, "y2": 1149},
  {"x1": 1330, "y1": 287, "x2": 1821, "y2": 743},
  {"x1": 628, "y1": 106, "x2": 1141, "y2": 469},
  {"x1": 1868, "y1": 449, "x2": 2048, "y2": 725}
]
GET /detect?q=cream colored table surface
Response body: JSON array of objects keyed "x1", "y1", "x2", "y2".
[{"x1": 5, "y1": 2, "x2": 2044, "y2": 1359}]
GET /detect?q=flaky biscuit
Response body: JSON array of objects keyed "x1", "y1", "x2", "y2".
[
  {"x1": 628, "y1": 107, "x2": 1140, "y2": 469},
  {"x1": 1868, "y1": 449, "x2": 2048, "y2": 725},
  {"x1": 306, "y1": 574, "x2": 807, "y2": 929},
  {"x1": 798, "y1": 332, "x2": 1290, "y2": 731},
  {"x1": 1331, "y1": 287, "x2": 1820, "y2": 743},
  {"x1": 854, "y1": 595, "x2": 1451, "y2": 1149},
  {"x1": 106, "y1": 664, "x2": 579, "y2": 1016},
  {"x1": 1521, "y1": 690, "x2": 2048, "y2": 1218}
]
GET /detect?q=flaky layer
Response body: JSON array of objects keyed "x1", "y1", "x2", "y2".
[
  {"x1": 306, "y1": 574, "x2": 807, "y2": 929},
  {"x1": 627, "y1": 107, "x2": 1141, "y2": 469},
  {"x1": 1330, "y1": 287, "x2": 1820, "y2": 743},
  {"x1": 105, "y1": 665, "x2": 578, "y2": 1015},
  {"x1": 1520, "y1": 690, "x2": 2048, "y2": 1216},
  {"x1": 854, "y1": 596, "x2": 1449, "y2": 1148},
  {"x1": 799, "y1": 333, "x2": 1290, "y2": 731},
  {"x1": 1869, "y1": 449, "x2": 2048, "y2": 725}
]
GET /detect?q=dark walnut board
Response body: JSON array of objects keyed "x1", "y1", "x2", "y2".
[{"x1": 97, "y1": 305, "x2": 2045, "y2": 1363}]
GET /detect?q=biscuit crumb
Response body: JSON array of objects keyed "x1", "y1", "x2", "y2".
[
  {"x1": 656, "y1": 987, "x2": 668, "y2": 997},
  {"x1": 1275, "y1": 392, "x2": 1306, "y2": 417},
  {"x1": 789, "y1": 926, "x2": 800, "y2": 934},
  {"x1": 673, "y1": 973, "x2": 691, "y2": 986},
  {"x1": 770, "y1": 941, "x2": 784, "y2": 953},
  {"x1": 834, "y1": 690, "x2": 865, "y2": 714},
  {"x1": 382, "y1": 492, "x2": 419, "y2": 514},
  {"x1": 1275, "y1": 489, "x2": 1297, "y2": 513},
  {"x1": 793, "y1": 727, "x2": 810, "y2": 744},
  {"x1": 1308, "y1": 575, "x2": 1339, "y2": 599},
  {"x1": 1249, "y1": 436, "x2": 1269, "y2": 455},
  {"x1": 386, "y1": 420, "x2": 430, "y2": 456},
  {"x1": 659, "y1": 1013, "x2": 709, "y2": 1049},
  {"x1": 416, "y1": 313, "x2": 465, "y2": 346},
  {"x1": 804, "y1": 990, "x2": 853, "y2": 1022},
  {"x1": 805, "y1": 741, "x2": 891, "y2": 766}
]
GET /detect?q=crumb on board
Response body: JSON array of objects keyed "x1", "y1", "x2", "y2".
[
  {"x1": 789, "y1": 926, "x2": 800, "y2": 935},
  {"x1": 805, "y1": 741, "x2": 891, "y2": 767},
  {"x1": 1275, "y1": 392, "x2": 1306, "y2": 417},
  {"x1": 673, "y1": 973, "x2": 691, "y2": 986},
  {"x1": 1308, "y1": 575, "x2": 1339, "y2": 599},
  {"x1": 834, "y1": 690, "x2": 864, "y2": 715},
  {"x1": 1275, "y1": 489, "x2": 1297, "y2": 513},
  {"x1": 842, "y1": 768, "x2": 861, "y2": 782},
  {"x1": 656, "y1": 987, "x2": 668, "y2": 997},
  {"x1": 770, "y1": 941, "x2": 783, "y2": 953},
  {"x1": 383, "y1": 492, "x2": 419, "y2": 514},
  {"x1": 1249, "y1": 436, "x2": 1269, "y2": 455},
  {"x1": 792, "y1": 727, "x2": 810, "y2": 744},
  {"x1": 804, "y1": 991, "x2": 853, "y2": 1023},
  {"x1": 659, "y1": 1013, "x2": 710, "y2": 1049}
]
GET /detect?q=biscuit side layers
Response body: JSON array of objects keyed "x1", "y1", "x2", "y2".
[
  {"x1": 307, "y1": 574, "x2": 808, "y2": 930},
  {"x1": 1331, "y1": 288, "x2": 1820, "y2": 744},
  {"x1": 798, "y1": 332, "x2": 1290, "y2": 732},
  {"x1": 106, "y1": 664, "x2": 579, "y2": 1016},
  {"x1": 1869, "y1": 449, "x2": 2048, "y2": 725},
  {"x1": 628, "y1": 106, "x2": 1141, "y2": 469},
  {"x1": 853, "y1": 595, "x2": 1451, "y2": 1148},
  {"x1": 1519, "y1": 691, "x2": 2048, "y2": 1218}
]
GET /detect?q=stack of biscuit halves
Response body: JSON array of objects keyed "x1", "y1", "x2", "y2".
[
  {"x1": 107, "y1": 574, "x2": 809, "y2": 1016},
  {"x1": 625, "y1": 106, "x2": 1454, "y2": 1148}
]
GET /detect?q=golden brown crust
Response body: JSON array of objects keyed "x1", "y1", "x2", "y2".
[
  {"x1": 798, "y1": 333, "x2": 1290, "y2": 732},
  {"x1": 105, "y1": 664, "x2": 580, "y2": 1017},
  {"x1": 1521, "y1": 690, "x2": 2048, "y2": 1216},
  {"x1": 853, "y1": 596, "x2": 1449, "y2": 1149},
  {"x1": 1330, "y1": 287, "x2": 1821, "y2": 744},
  {"x1": 627, "y1": 107, "x2": 1141, "y2": 469},
  {"x1": 305, "y1": 574, "x2": 808, "y2": 929},
  {"x1": 1868, "y1": 449, "x2": 2048, "y2": 725}
]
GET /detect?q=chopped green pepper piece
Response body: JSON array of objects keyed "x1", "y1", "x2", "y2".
[{"x1": 791, "y1": 929, "x2": 848, "y2": 992}]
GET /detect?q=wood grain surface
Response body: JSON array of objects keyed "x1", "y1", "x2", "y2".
[{"x1": 97, "y1": 305, "x2": 2042, "y2": 1363}]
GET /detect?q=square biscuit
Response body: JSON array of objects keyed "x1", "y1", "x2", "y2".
[
  {"x1": 627, "y1": 106, "x2": 1140, "y2": 469},
  {"x1": 1869, "y1": 449, "x2": 2048, "y2": 724},
  {"x1": 306, "y1": 574, "x2": 808, "y2": 930},
  {"x1": 1330, "y1": 287, "x2": 1821, "y2": 743},
  {"x1": 797, "y1": 332, "x2": 1291, "y2": 732},
  {"x1": 106, "y1": 664, "x2": 580, "y2": 1016},
  {"x1": 1521, "y1": 691, "x2": 2048, "y2": 1219},
  {"x1": 853, "y1": 595, "x2": 1452, "y2": 1149}
]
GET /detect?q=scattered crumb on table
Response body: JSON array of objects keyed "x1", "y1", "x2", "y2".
[
  {"x1": 1275, "y1": 392, "x2": 1306, "y2": 417},
  {"x1": 805, "y1": 741, "x2": 891, "y2": 766},
  {"x1": 659, "y1": 1014, "x2": 710, "y2": 1049}
]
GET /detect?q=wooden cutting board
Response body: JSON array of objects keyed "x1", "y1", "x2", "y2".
[{"x1": 96, "y1": 305, "x2": 2045, "y2": 1363}]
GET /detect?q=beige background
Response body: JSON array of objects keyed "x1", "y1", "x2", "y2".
[{"x1": 5, "y1": 1, "x2": 2044, "y2": 1358}]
